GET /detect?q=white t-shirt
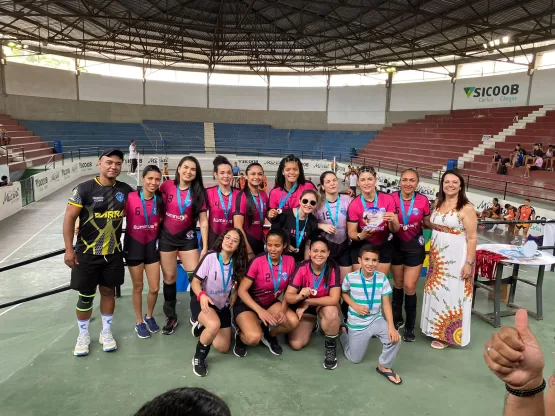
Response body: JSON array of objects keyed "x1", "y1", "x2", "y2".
[
  {"x1": 349, "y1": 174, "x2": 357, "y2": 187},
  {"x1": 129, "y1": 144, "x2": 137, "y2": 159}
]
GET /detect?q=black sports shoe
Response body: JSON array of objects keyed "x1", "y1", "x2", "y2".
[
  {"x1": 261, "y1": 333, "x2": 283, "y2": 356},
  {"x1": 323, "y1": 339, "x2": 338, "y2": 370},
  {"x1": 162, "y1": 317, "x2": 178, "y2": 335},
  {"x1": 233, "y1": 330, "x2": 248, "y2": 357},
  {"x1": 312, "y1": 320, "x2": 320, "y2": 333},
  {"x1": 394, "y1": 320, "x2": 405, "y2": 331},
  {"x1": 191, "y1": 321, "x2": 204, "y2": 338},
  {"x1": 192, "y1": 357, "x2": 208, "y2": 377},
  {"x1": 403, "y1": 328, "x2": 416, "y2": 342}
]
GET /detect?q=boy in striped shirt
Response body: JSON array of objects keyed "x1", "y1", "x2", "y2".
[{"x1": 340, "y1": 245, "x2": 402, "y2": 385}]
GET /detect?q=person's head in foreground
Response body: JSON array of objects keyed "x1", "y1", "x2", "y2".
[{"x1": 134, "y1": 387, "x2": 231, "y2": 416}]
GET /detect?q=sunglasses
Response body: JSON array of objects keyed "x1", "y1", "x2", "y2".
[{"x1": 302, "y1": 199, "x2": 317, "y2": 206}]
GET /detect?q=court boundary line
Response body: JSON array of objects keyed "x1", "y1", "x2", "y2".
[{"x1": 0, "y1": 283, "x2": 70, "y2": 318}]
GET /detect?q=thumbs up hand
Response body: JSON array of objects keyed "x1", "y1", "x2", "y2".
[{"x1": 484, "y1": 309, "x2": 545, "y2": 390}]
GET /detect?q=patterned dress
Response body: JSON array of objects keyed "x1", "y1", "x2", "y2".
[{"x1": 421, "y1": 209, "x2": 473, "y2": 346}]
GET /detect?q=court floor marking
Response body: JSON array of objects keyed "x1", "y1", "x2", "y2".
[
  {"x1": 0, "y1": 282, "x2": 70, "y2": 319},
  {"x1": 0, "y1": 211, "x2": 66, "y2": 264}
]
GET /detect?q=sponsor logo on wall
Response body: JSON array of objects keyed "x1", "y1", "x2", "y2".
[
  {"x1": 3, "y1": 188, "x2": 19, "y2": 204},
  {"x1": 463, "y1": 84, "x2": 520, "y2": 103}
]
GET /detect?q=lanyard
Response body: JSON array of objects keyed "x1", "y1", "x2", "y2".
[
  {"x1": 267, "y1": 254, "x2": 283, "y2": 293},
  {"x1": 176, "y1": 185, "x2": 191, "y2": 216},
  {"x1": 279, "y1": 182, "x2": 298, "y2": 210},
  {"x1": 295, "y1": 208, "x2": 308, "y2": 248},
  {"x1": 325, "y1": 197, "x2": 341, "y2": 227},
  {"x1": 360, "y1": 192, "x2": 378, "y2": 211},
  {"x1": 399, "y1": 191, "x2": 416, "y2": 227},
  {"x1": 251, "y1": 193, "x2": 265, "y2": 222},
  {"x1": 311, "y1": 264, "x2": 327, "y2": 291},
  {"x1": 218, "y1": 187, "x2": 233, "y2": 221},
  {"x1": 218, "y1": 253, "x2": 233, "y2": 293},
  {"x1": 359, "y1": 270, "x2": 377, "y2": 310},
  {"x1": 140, "y1": 192, "x2": 157, "y2": 226}
]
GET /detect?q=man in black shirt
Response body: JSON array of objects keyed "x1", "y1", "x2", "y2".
[{"x1": 63, "y1": 149, "x2": 133, "y2": 356}]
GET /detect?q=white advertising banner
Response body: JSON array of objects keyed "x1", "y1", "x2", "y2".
[
  {"x1": 33, "y1": 157, "x2": 97, "y2": 201},
  {"x1": 0, "y1": 182, "x2": 22, "y2": 222},
  {"x1": 453, "y1": 73, "x2": 529, "y2": 110}
]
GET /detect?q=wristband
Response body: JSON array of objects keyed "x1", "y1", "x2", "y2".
[
  {"x1": 506, "y1": 379, "x2": 546, "y2": 397},
  {"x1": 197, "y1": 291, "x2": 207, "y2": 302}
]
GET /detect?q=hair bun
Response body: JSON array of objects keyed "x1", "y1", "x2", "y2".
[{"x1": 213, "y1": 155, "x2": 230, "y2": 167}]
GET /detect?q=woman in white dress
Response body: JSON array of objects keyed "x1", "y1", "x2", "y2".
[{"x1": 421, "y1": 170, "x2": 478, "y2": 349}]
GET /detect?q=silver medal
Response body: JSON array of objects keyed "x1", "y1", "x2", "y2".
[
  {"x1": 403, "y1": 225, "x2": 408, "y2": 231},
  {"x1": 311, "y1": 289, "x2": 318, "y2": 296},
  {"x1": 276, "y1": 209, "x2": 282, "y2": 215}
]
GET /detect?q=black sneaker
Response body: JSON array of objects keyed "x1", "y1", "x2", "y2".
[
  {"x1": 192, "y1": 357, "x2": 208, "y2": 377},
  {"x1": 323, "y1": 340, "x2": 338, "y2": 370},
  {"x1": 233, "y1": 330, "x2": 248, "y2": 358},
  {"x1": 312, "y1": 320, "x2": 320, "y2": 333},
  {"x1": 403, "y1": 328, "x2": 416, "y2": 342},
  {"x1": 261, "y1": 333, "x2": 283, "y2": 356},
  {"x1": 191, "y1": 321, "x2": 204, "y2": 338},
  {"x1": 394, "y1": 320, "x2": 405, "y2": 331},
  {"x1": 162, "y1": 317, "x2": 178, "y2": 335}
]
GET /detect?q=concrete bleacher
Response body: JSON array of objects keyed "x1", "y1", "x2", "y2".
[
  {"x1": 142, "y1": 121, "x2": 205, "y2": 152},
  {"x1": 20, "y1": 120, "x2": 151, "y2": 156},
  {"x1": 214, "y1": 123, "x2": 376, "y2": 159},
  {"x1": 0, "y1": 115, "x2": 55, "y2": 172},
  {"x1": 354, "y1": 106, "x2": 540, "y2": 174}
]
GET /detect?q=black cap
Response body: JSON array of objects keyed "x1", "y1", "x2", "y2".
[{"x1": 99, "y1": 149, "x2": 124, "y2": 160}]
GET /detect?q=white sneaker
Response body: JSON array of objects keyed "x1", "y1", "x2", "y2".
[
  {"x1": 99, "y1": 330, "x2": 117, "y2": 352},
  {"x1": 74, "y1": 333, "x2": 91, "y2": 356}
]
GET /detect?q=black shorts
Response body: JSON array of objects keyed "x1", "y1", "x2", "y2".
[
  {"x1": 158, "y1": 233, "x2": 199, "y2": 252},
  {"x1": 332, "y1": 247, "x2": 352, "y2": 267},
  {"x1": 247, "y1": 234, "x2": 265, "y2": 256},
  {"x1": 232, "y1": 299, "x2": 279, "y2": 320},
  {"x1": 70, "y1": 252, "x2": 125, "y2": 294},
  {"x1": 289, "y1": 302, "x2": 318, "y2": 317},
  {"x1": 391, "y1": 248, "x2": 426, "y2": 267},
  {"x1": 350, "y1": 239, "x2": 394, "y2": 265},
  {"x1": 350, "y1": 186, "x2": 357, "y2": 195},
  {"x1": 190, "y1": 296, "x2": 231, "y2": 329},
  {"x1": 124, "y1": 237, "x2": 159, "y2": 267}
]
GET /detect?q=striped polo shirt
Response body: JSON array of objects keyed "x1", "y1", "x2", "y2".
[{"x1": 341, "y1": 270, "x2": 392, "y2": 331}]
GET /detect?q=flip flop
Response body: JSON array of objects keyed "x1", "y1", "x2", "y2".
[
  {"x1": 431, "y1": 340, "x2": 451, "y2": 350},
  {"x1": 375, "y1": 367, "x2": 403, "y2": 385}
]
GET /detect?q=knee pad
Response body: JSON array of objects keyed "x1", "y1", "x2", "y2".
[{"x1": 76, "y1": 292, "x2": 95, "y2": 312}]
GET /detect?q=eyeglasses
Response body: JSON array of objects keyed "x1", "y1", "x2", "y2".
[{"x1": 302, "y1": 199, "x2": 317, "y2": 206}]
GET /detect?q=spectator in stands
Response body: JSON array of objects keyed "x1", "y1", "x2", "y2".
[
  {"x1": 134, "y1": 387, "x2": 231, "y2": 416},
  {"x1": 524, "y1": 155, "x2": 544, "y2": 178},
  {"x1": 232, "y1": 162, "x2": 240, "y2": 187},
  {"x1": 510, "y1": 144, "x2": 524, "y2": 168},
  {"x1": 238, "y1": 173, "x2": 246, "y2": 189},
  {"x1": 512, "y1": 112, "x2": 519, "y2": 122},
  {"x1": 482, "y1": 197, "x2": 501, "y2": 219},
  {"x1": 489, "y1": 151, "x2": 502, "y2": 172},
  {"x1": 544, "y1": 144, "x2": 554, "y2": 171},
  {"x1": 344, "y1": 165, "x2": 351, "y2": 183},
  {"x1": 0, "y1": 125, "x2": 10, "y2": 146},
  {"x1": 512, "y1": 199, "x2": 536, "y2": 245},
  {"x1": 0, "y1": 175, "x2": 12, "y2": 187},
  {"x1": 129, "y1": 140, "x2": 138, "y2": 173},
  {"x1": 523, "y1": 144, "x2": 543, "y2": 168},
  {"x1": 348, "y1": 169, "x2": 357, "y2": 195},
  {"x1": 162, "y1": 163, "x2": 170, "y2": 181}
]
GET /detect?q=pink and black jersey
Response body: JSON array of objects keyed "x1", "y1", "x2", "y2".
[
  {"x1": 159, "y1": 180, "x2": 206, "y2": 243},
  {"x1": 313, "y1": 194, "x2": 352, "y2": 258},
  {"x1": 124, "y1": 191, "x2": 162, "y2": 244},
  {"x1": 206, "y1": 186, "x2": 240, "y2": 249},
  {"x1": 234, "y1": 189, "x2": 269, "y2": 254},
  {"x1": 347, "y1": 192, "x2": 397, "y2": 246},
  {"x1": 392, "y1": 192, "x2": 430, "y2": 251},
  {"x1": 244, "y1": 253, "x2": 296, "y2": 308},
  {"x1": 289, "y1": 260, "x2": 340, "y2": 298},
  {"x1": 193, "y1": 251, "x2": 235, "y2": 310},
  {"x1": 268, "y1": 181, "x2": 316, "y2": 211}
]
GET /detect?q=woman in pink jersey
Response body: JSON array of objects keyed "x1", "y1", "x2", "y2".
[
  {"x1": 124, "y1": 165, "x2": 164, "y2": 339},
  {"x1": 189, "y1": 228, "x2": 248, "y2": 377},
  {"x1": 285, "y1": 238, "x2": 341, "y2": 370},
  {"x1": 233, "y1": 229, "x2": 298, "y2": 357},
  {"x1": 391, "y1": 168, "x2": 431, "y2": 342},
  {"x1": 233, "y1": 163, "x2": 278, "y2": 260},
  {"x1": 269, "y1": 154, "x2": 316, "y2": 213},
  {"x1": 347, "y1": 166, "x2": 400, "y2": 275},
  {"x1": 158, "y1": 156, "x2": 208, "y2": 335},
  {"x1": 206, "y1": 156, "x2": 241, "y2": 250}
]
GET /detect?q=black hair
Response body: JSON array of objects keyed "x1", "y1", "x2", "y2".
[
  {"x1": 275, "y1": 154, "x2": 307, "y2": 189},
  {"x1": 242, "y1": 163, "x2": 264, "y2": 222},
  {"x1": 134, "y1": 387, "x2": 231, "y2": 416},
  {"x1": 400, "y1": 167, "x2": 420, "y2": 182},
  {"x1": 173, "y1": 156, "x2": 206, "y2": 216},
  {"x1": 139, "y1": 165, "x2": 164, "y2": 213},
  {"x1": 213, "y1": 155, "x2": 232, "y2": 174},
  {"x1": 142, "y1": 164, "x2": 161, "y2": 178},
  {"x1": 1, "y1": 175, "x2": 7, "y2": 181},
  {"x1": 436, "y1": 170, "x2": 471, "y2": 211},
  {"x1": 266, "y1": 228, "x2": 289, "y2": 248},
  {"x1": 493, "y1": 198, "x2": 499, "y2": 204},
  {"x1": 309, "y1": 237, "x2": 337, "y2": 288},
  {"x1": 358, "y1": 244, "x2": 380, "y2": 259},
  {"x1": 212, "y1": 228, "x2": 248, "y2": 282}
]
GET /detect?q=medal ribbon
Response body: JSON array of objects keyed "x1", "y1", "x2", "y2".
[
  {"x1": 140, "y1": 191, "x2": 157, "y2": 226},
  {"x1": 295, "y1": 208, "x2": 308, "y2": 249},
  {"x1": 267, "y1": 254, "x2": 283, "y2": 293},
  {"x1": 278, "y1": 182, "x2": 298, "y2": 210},
  {"x1": 218, "y1": 187, "x2": 233, "y2": 221},
  {"x1": 359, "y1": 270, "x2": 378, "y2": 310},
  {"x1": 399, "y1": 191, "x2": 416, "y2": 228},
  {"x1": 176, "y1": 185, "x2": 191, "y2": 216}
]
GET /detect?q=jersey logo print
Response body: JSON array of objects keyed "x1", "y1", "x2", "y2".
[{"x1": 115, "y1": 192, "x2": 124, "y2": 202}]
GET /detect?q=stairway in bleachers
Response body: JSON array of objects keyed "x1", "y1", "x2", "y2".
[{"x1": 0, "y1": 115, "x2": 55, "y2": 172}]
